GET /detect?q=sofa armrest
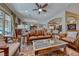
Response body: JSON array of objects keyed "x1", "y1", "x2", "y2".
[
  {"x1": 8, "y1": 42, "x2": 20, "y2": 56},
  {"x1": 61, "y1": 37, "x2": 75, "y2": 43}
]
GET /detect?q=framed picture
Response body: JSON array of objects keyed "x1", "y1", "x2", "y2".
[{"x1": 67, "y1": 24, "x2": 76, "y2": 30}]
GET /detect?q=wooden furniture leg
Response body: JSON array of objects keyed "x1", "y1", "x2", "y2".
[{"x1": 64, "y1": 47, "x2": 67, "y2": 55}]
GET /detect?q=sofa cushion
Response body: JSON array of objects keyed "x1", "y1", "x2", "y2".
[
  {"x1": 62, "y1": 37, "x2": 75, "y2": 43},
  {"x1": 37, "y1": 30, "x2": 43, "y2": 36},
  {"x1": 44, "y1": 35, "x2": 51, "y2": 38},
  {"x1": 37, "y1": 30, "x2": 41, "y2": 35},
  {"x1": 38, "y1": 35, "x2": 51, "y2": 39},
  {"x1": 29, "y1": 30, "x2": 35, "y2": 36},
  {"x1": 41, "y1": 30, "x2": 44, "y2": 35},
  {"x1": 8, "y1": 42, "x2": 20, "y2": 56},
  {"x1": 29, "y1": 32, "x2": 33, "y2": 36},
  {"x1": 37, "y1": 36, "x2": 45, "y2": 39},
  {"x1": 29, "y1": 36, "x2": 38, "y2": 40}
]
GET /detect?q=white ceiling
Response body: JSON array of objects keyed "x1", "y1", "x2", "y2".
[{"x1": 6, "y1": 3, "x2": 79, "y2": 24}]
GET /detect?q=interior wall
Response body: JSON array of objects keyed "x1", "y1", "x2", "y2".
[
  {"x1": 48, "y1": 11, "x2": 66, "y2": 32},
  {"x1": 66, "y1": 11, "x2": 79, "y2": 31}
]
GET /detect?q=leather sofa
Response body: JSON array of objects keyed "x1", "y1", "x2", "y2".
[
  {"x1": 26, "y1": 29, "x2": 52, "y2": 44},
  {"x1": 0, "y1": 34, "x2": 20, "y2": 56},
  {"x1": 59, "y1": 32, "x2": 79, "y2": 52},
  {"x1": 0, "y1": 42, "x2": 20, "y2": 56}
]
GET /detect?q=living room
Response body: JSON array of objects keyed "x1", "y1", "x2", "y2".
[{"x1": 0, "y1": 3, "x2": 79, "y2": 56}]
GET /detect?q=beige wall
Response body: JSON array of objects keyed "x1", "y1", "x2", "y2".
[
  {"x1": 48, "y1": 11, "x2": 79, "y2": 32},
  {"x1": 48, "y1": 11, "x2": 66, "y2": 32}
]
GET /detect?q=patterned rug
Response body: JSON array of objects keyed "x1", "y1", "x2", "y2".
[{"x1": 19, "y1": 44, "x2": 79, "y2": 56}]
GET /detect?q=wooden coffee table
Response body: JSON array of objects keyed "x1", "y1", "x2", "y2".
[{"x1": 32, "y1": 39, "x2": 68, "y2": 56}]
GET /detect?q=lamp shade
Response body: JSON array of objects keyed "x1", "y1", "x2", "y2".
[{"x1": 17, "y1": 24, "x2": 24, "y2": 29}]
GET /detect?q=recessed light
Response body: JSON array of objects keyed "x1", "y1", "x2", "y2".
[
  {"x1": 25, "y1": 10, "x2": 28, "y2": 13},
  {"x1": 44, "y1": 14, "x2": 47, "y2": 16}
]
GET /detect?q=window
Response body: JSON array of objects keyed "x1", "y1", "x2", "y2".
[
  {"x1": 5, "y1": 14, "x2": 12, "y2": 36},
  {"x1": 0, "y1": 10, "x2": 13, "y2": 36},
  {"x1": 24, "y1": 24, "x2": 30, "y2": 31},
  {"x1": 0, "y1": 10, "x2": 4, "y2": 35}
]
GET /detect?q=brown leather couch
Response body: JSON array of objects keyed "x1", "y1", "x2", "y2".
[
  {"x1": 59, "y1": 32, "x2": 79, "y2": 52},
  {"x1": 26, "y1": 29, "x2": 52, "y2": 44}
]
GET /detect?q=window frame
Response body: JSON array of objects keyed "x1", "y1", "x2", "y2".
[
  {"x1": 4, "y1": 13, "x2": 12, "y2": 36},
  {"x1": 0, "y1": 9, "x2": 13, "y2": 36}
]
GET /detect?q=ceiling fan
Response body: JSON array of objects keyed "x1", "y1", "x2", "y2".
[{"x1": 33, "y1": 3, "x2": 48, "y2": 14}]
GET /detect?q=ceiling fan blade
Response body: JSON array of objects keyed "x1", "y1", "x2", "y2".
[
  {"x1": 35, "y1": 3, "x2": 39, "y2": 7},
  {"x1": 42, "y1": 9, "x2": 47, "y2": 12},
  {"x1": 42, "y1": 3, "x2": 48, "y2": 8},
  {"x1": 33, "y1": 9, "x2": 38, "y2": 11},
  {"x1": 38, "y1": 11, "x2": 40, "y2": 14},
  {"x1": 39, "y1": 5, "x2": 41, "y2": 8}
]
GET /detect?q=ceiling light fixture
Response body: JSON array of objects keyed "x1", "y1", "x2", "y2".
[
  {"x1": 33, "y1": 3, "x2": 48, "y2": 14},
  {"x1": 38, "y1": 9, "x2": 42, "y2": 12}
]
